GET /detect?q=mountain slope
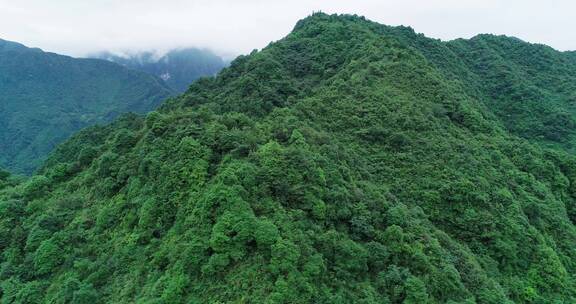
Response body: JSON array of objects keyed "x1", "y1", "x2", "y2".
[
  {"x1": 374, "y1": 27, "x2": 576, "y2": 152},
  {"x1": 0, "y1": 39, "x2": 173, "y2": 174},
  {"x1": 1, "y1": 13, "x2": 576, "y2": 303},
  {"x1": 446, "y1": 35, "x2": 576, "y2": 151},
  {"x1": 95, "y1": 48, "x2": 226, "y2": 92}
]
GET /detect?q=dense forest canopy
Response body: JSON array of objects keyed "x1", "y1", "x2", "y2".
[
  {"x1": 2, "y1": 13, "x2": 576, "y2": 303},
  {"x1": 0, "y1": 39, "x2": 173, "y2": 174}
]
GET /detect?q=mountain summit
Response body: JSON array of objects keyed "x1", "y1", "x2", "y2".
[{"x1": 1, "y1": 13, "x2": 576, "y2": 303}]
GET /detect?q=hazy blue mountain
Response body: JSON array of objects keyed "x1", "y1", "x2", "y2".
[
  {"x1": 95, "y1": 48, "x2": 227, "y2": 92},
  {"x1": 0, "y1": 38, "x2": 172, "y2": 174}
]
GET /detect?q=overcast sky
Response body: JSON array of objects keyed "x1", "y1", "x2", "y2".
[{"x1": 0, "y1": 0, "x2": 573, "y2": 58}]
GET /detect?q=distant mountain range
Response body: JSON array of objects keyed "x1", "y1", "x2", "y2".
[
  {"x1": 0, "y1": 39, "x2": 227, "y2": 174},
  {"x1": 93, "y1": 48, "x2": 227, "y2": 92}
]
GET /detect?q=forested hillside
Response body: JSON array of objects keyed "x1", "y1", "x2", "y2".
[
  {"x1": 95, "y1": 48, "x2": 226, "y2": 93},
  {"x1": 378, "y1": 28, "x2": 576, "y2": 152},
  {"x1": 2, "y1": 13, "x2": 576, "y2": 303},
  {"x1": 0, "y1": 39, "x2": 172, "y2": 174}
]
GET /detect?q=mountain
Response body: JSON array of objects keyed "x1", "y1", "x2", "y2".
[
  {"x1": 2, "y1": 13, "x2": 576, "y2": 303},
  {"x1": 94, "y1": 48, "x2": 227, "y2": 92},
  {"x1": 0, "y1": 39, "x2": 173, "y2": 174},
  {"x1": 390, "y1": 31, "x2": 576, "y2": 153}
]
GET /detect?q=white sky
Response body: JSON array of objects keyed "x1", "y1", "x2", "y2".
[{"x1": 0, "y1": 0, "x2": 573, "y2": 58}]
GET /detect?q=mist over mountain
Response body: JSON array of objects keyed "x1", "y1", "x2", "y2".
[
  {"x1": 2, "y1": 13, "x2": 576, "y2": 303},
  {"x1": 93, "y1": 48, "x2": 227, "y2": 92},
  {"x1": 0, "y1": 38, "x2": 172, "y2": 174}
]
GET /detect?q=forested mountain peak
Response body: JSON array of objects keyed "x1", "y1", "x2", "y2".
[
  {"x1": 2, "y1": 13, "x2": 576, "y2": 303},
  {"x1": 0, "y1": 38, "x2": 35, "y2": 52}
]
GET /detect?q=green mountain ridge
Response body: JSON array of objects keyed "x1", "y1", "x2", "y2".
[
  {"x1": 2, "y1": 13, "x2": 576, "y2": 303},
  {"x1": 0, "y1": 39, "x2": 35, "y2": 52},
  {"x1": 402, "y1": 31, "x2": 576, "y2": 151},
  {"x1": 0, "y1": 39, "x2": 174, "y2": 174}
]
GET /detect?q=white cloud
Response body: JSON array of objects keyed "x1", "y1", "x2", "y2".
[{"x1": 0, "y1": 0, "x2": 573, "y2": 58}]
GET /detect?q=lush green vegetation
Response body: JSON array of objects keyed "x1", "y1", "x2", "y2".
[
  {"x1": 0, "y1": 39, "x2": 172, "y2": 174},
  {"x1": 95, "y1": 48, "x2": 227, "y2": 92},
  {"x1": 380, "y1": 29, "x2": 576, "y2": 152},
  {"x1": 2, "y1": 13, "x2": 576, "y2": 303}
]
